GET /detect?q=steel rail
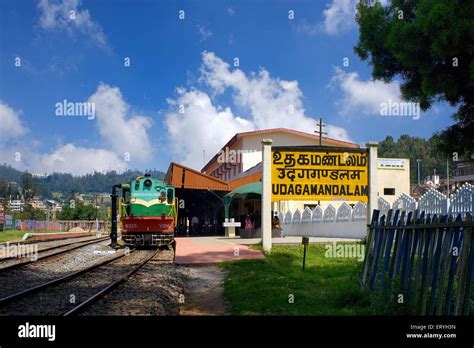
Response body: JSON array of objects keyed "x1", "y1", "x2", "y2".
[
  {"x1": 63, "y1": 249, "x2": 159, "y2": 316},
  {"x1": 0, "y1": 237, "x2": 110, "y2": 273},
  {"x1": 0, "y1": 248, "x2": 135, "y2": 307},
  {"x1": 0, "y1": 234, "x2": 108, "y2": 248},
  {"x1": 0, "y1": 236, "x2": 109, "y2": 262}
]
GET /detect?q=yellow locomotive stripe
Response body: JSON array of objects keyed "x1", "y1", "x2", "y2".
[{"x1": 130, "y1": 198, "x2": 165, "y2": 207}]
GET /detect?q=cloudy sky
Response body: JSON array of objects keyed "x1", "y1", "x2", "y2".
[{"x1": 0, "y1": 0, "x2": 455, "y2": 175}]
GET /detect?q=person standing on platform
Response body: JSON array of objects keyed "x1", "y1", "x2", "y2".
[
  {"x1": 191, "y1": 215, "x2": 199, "y2": 235},
  {"x1": 244, "y1": 214, "x2": 254, "y2": 237}
]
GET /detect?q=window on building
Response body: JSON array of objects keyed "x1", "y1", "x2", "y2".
[{"x1": 384, "y1": 188, "x2": 396, "y2": 195}]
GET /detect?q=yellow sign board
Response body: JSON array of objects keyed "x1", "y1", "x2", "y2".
[{"x1": 271, "y1": 148, "x2": 368, "y2": 202}]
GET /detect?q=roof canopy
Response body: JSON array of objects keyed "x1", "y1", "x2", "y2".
[
  {"x1": 165, "y1": 162, "x2": 230, "y2": 191},
  {"x1": 224, "y1": 182, "x2": 262, "y2": 201},
  {"x1": 165, "y1": 162, "x2": 261, "y2": 191}
]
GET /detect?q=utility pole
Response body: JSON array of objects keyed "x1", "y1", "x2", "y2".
[
  {"x1": 416, "y1": 159, "x2": 422, "y2": 185},
  {"x1": 95, "y1": 194, "x2": 99, "y2": 233},
  {"x1": 314, "y1": 118, "x2": 327, "y2": 206},
  {"x1": 447, "y1": 158, "x2": 450, "y2": 197},
  {"x1": 314, "y1": 117, "x2": 327, "y2": 146}
]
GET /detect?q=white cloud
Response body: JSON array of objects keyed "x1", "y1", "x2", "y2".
[
  {"x1": 88, "y1": 83, "x2": 153, "y2": 162},
  {"x1": 0, "y1": 101, "x2": 28, "y2": 144},
  {"x1": 322, "y1": 0, "x2": 358, "y2": 35},
  {"x1": 200, "y1": 51, "x2": 312, "y2": 131},
  {"x1": 0, "y1": 86, "x2": 150, "y2": 175},
  {"x1": 330, "y1": 66, "x2": 401, "y2": 115},
  {"x1": 32, "y1": 144, "x2": 127, "y2": 175},
  {"x1": 165, "y1": 52, "x2": 353, "y2": 169},
  {"x1": 227, "y1": 7, "x2": 235, "y2": 16},
  {"x1": 296, "y1": 19, "x2": 320, "y2": 37},
  {"x1": 197, "y1": 24, "x2": 212, "y2": 41},
  {"x1": 37, "y1": 0, "x2": 107, "y2": 47},
  {"x1": 321, "y1": 0, "x2": 391, "y2": 36},
  {"x1": 326, "y1": 124, "x2": 352, "y2": 141},
  {"x1": 165, "y1": 89, "x2": 252, "y2": 167}
]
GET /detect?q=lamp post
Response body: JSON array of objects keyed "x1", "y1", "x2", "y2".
[
  {"x1": 447, "y1": 158, "x2": 450, "y2": 196},
  {"x1": 95, "y1": 194, "x2": 99, "y2": 233},
  {"x1": 416, "y1": 159, "x2": 421, "y2": 185}
]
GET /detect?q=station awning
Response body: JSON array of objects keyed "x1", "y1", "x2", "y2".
[
  {"x1": 224, "y1": 182, "x2": 262, "y2": 201},
  {"x1": 165, "y1": 162, "x2": 262, "y2": 192},
  {"x1": 165, "y1": 162, "x2": 231, "y2": 191}
]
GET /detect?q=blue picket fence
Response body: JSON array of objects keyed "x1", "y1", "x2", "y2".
[{"x1": 360, "y1": 209, "x2": 473, "y2": 315}]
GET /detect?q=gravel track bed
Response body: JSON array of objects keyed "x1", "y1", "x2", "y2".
[
  {"x1": 0, "y1": 235, "x2": 105, "y2": 252},
  {"x1": 0, "y1": 240, "x2": 115, "y2": 300},
  {"x1": 0, "y1": 237, "x2": 108, "y2": 270},
  {"x1": 80, "y1": 250, "x2": 186, "y2": 316},
  {"x1": 0, "y1": 250, "x2": 155, "y2": 315}
]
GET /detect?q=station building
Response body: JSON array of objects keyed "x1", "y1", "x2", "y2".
[
  {"x1": 164, "y1": 128, "x2": 410, "y2": 236},
  {"x1": 377, "y1": 158, "x2": 410, "y2": 203}
]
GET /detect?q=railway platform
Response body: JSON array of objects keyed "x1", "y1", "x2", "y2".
[
  {"x1": 174, "y1": 237, "x2": 265, "y2": 264},
  {"x1": 22, "y1": 231, "x2": 93, "y2": 241}
]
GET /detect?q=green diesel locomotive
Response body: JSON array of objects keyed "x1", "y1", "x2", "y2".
[{"x1": 111, "y1": 174, "x2": 177, "y2": 248}]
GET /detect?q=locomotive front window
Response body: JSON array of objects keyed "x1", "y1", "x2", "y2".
[
  {"x1": 144, "y1": 179, "x2": 152, "y2": 188},
  {"x1": 123, "y1": 190, "x2": 131, "y2": 203},
  {"x1": 167, "y1": 188, "x2": 174, "y2": 204}
]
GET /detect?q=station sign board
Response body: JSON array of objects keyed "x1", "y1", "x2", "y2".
[{"x1": 271, "y1": 146, "x2": 369, "y2": 202}]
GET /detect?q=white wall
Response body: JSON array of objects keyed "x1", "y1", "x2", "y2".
[
  {"x1": 377, "y1": 158, "x2": 410, "y2": 203},
  {"x1": 280, "y1": 203, "x2": 368, "y2": 239}
]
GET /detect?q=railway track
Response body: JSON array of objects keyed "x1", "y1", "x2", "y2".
[
  {"x1": 0, "y1": 249, "x2": 170, "y2": 316},
  {"x1": 63, "y1": 249, "x2": 160, "y2": 316},
  {"x1": 0, "y1": 234, "x2": 106, "y2": 248},
  {"x1": 0, "y1": 236, "x2": 110, "y2": 272}
]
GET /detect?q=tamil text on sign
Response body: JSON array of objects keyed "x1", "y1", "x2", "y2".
[{"x1": 271, "y1": 148, "x2": 369, "y2": 202}]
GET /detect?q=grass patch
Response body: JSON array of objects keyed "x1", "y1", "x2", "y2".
[
  {"x1": 219, "y1": 243, "x2": 376, "y2": 315},
  {"x1": 0, "y1": 229, "x2": 64, "y2": 243},
  {"x1": 0, "y1": 230, "x2": 29, "y2": 243}
]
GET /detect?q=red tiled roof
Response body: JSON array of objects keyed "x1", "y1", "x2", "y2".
[
  {"x1": 165, "y1": 160, "x2": 264, "y2": 192},
  {"x1": 165, "y1": 162, "x2": 230, "y2": 191}
]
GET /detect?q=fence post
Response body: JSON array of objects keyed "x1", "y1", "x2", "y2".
[
  {"x1": 261, "y1": 139, "x2": 273, "y2": 252},
  {"x1": 360, "y1": 209, "x2": 380, "y2": 286},
  {"x1": 366, "y1": 142, "x2": 378, "y2": 227},
  {"x1": 461, "y1": 213, "x2": 473, "y2": 315},
  {"x1": 441, "y1": 198, "x2": 449, "y2": 216}
]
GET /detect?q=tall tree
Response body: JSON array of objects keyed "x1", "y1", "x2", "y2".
[
  {"x1": 0, "y1": 180, "x2": 8, "y2": 205},
  {"x1": 21, "y1": 173, "x2": 36, "y2": 203},
  {"x1": 354, "y1": 0, "x2": 474, "y2": 157},
  {"x1": 57, "y1": 201, "x2": 96, "y2": 220}
]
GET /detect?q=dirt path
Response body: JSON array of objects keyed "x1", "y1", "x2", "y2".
[{"x1": 179, "y1": 265, "x2": 228, "y2": 316}]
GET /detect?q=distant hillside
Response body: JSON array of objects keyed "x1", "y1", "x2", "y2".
[
  {"x1": 0, "y1": 164, "x2": 166, "y2": 200},
  {"x1": 0, "y1": 164, "x2": 23, "y2": 184}
]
